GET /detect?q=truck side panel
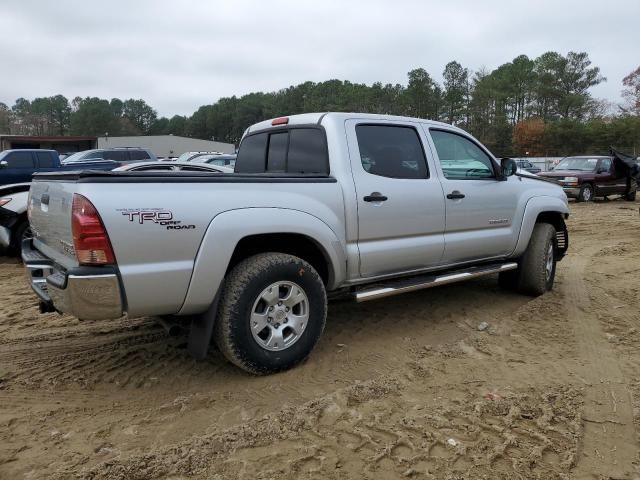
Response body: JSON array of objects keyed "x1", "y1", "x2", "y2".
[{"x1": 77, "y1": 180, "x2": 346, "y2": 318}]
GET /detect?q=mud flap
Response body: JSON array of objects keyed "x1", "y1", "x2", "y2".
[{"x1": 187, "y1": 291, "x2": 221, "y2": 360}]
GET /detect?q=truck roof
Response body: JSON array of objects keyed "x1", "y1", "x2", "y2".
[
  {"x1": 245, "y1": 112, "x2": 465, "y2": 136},
  {"x1": 2, "y1": 149, "x2": 58, "y2": 154}
]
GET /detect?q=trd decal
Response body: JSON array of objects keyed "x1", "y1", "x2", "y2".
[{"x1": 117, "y1": 209, "x2": 196, "y2": 230}]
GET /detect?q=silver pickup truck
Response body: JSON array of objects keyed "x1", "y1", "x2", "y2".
[{"x1": 24, "y1": 113, "x2": 569, "y2": 374}]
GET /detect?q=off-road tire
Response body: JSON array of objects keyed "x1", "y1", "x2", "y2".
[
  {"x1": 625, "y1": 181, "x2": 637, "y2": 201},
  {"x1": 11, "y1": 220, "x2": 31, "y2": 257},
  {"x1": 213, "y1": 253, "x2": 327, "y2": 375},
  {"x1": 514, "y1": 223, "x2": 557, "y2": 296},
  {"x1": 577, "y1": 183, "x2": 593, "y2": 202}
]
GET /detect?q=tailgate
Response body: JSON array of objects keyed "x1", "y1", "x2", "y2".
[{"x1": 29, "y1": 180, "x2": 78, "y2": 269}]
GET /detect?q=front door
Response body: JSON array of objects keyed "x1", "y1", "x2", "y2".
[
  {"x1": 2, "y1": 151, "x2": 35, "y2": 184},
  {"x1": 425, "y1": 128, "x2": 522, "y2": 264},
  {"x1": 346, "y1": 120, "x2": 446, "y2": 277},
  {"x1": 595, "y1": 157, "x2": 623, "y2": 196}
]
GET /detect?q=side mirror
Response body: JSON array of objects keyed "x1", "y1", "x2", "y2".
[
  {"x1": 500, "y1": 158, "x2": 518, "y2": 178},
  {"x1": 0, "y1": 160, "x2": 7, "y2": 169}
]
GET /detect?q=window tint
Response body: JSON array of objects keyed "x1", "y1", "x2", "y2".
[
  {"x1": 236, "y1": 133, "x2": 267, "y2": 173},
  {"x1": 5, "y1": 151, "x2": 34, "y2": 169},
  {"x1": 288, "y1": 129, "x2": 328, "y2": 174},
  {"x1": 355, "y1": 125, "x2": 427, "y2": 179},
  {"x1": 80, "y1": 150, "x2": 105, "y2": 160},
  {"x1": 236, "y1": 128, "x2": 328, "y2": 174},
  {"x1": 599, "y1": 158, "x2": 612, "y2": 172},
  {"x1": 129, "y1": 150, "x2": 150, "y2": 161},
  {"x1": 104, "y1": 150, "x2": 128, "y2": 162},
  {"x1": 36, "y1": 151, "x2": 55, "y2": 168},
  {"x1": 430, "y1": 130, "x2": 495, "y2": 179},
  {"x1": 267, "y1": 132, "x2": 288, "y2": 172}
]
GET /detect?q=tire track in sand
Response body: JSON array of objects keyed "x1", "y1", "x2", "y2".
[{"x1": 567, "y1": 246, "x2": 638, "y2": 478}]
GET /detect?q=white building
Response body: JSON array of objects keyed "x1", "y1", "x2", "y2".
[{"x1": 97, "y1": 135, "x2": 235, "y2": 157}]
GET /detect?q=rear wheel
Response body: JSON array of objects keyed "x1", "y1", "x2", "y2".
[
  {"x1": 12, "y1": 220, "x2": 32, "y2": 258},
  {"x1": 577, "y1": 183, "x2": 593, "y2": 202},
  {"x1": 213, "y1": 253, "x2": 327, "y2": 374}
]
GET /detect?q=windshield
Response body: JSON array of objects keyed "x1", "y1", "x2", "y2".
[
  {"x1": 192, "y1": 155, "x2": 218, "y2": 163},
  {"x1": 555, "y1": 157, "x2": 599, "y2": 172},
  {"x1": 62, "y1": 150, "x2": 95, "y2": 163},
  {"x1": 175, "y1": 152, "x2": 195, "y2": 162}
]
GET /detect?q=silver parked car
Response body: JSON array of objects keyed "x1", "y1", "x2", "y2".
[{"x1": 114, "y1": 161, "x2": 233, "y2": 173}]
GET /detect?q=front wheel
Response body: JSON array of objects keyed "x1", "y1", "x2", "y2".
[
  {"x1": 213, "y1": 253, "x2": 327, "y2": 374},
  {"x1": 510, "y1": 223, "x2": 557, "y2": 296},
  {"x1": 626, "y1": 180, "x2": 637, "y2": 201},
  {"x1": 577, "y1": 183, "x2": 593, "y2": 202}
]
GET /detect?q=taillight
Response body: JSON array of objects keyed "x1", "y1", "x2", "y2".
[
  {"x1": 271, "y1": 117, "x2": 289, "y2": 126},
  {"x1": 71, "y1": 194, "x2": 115, "y2": 265}
]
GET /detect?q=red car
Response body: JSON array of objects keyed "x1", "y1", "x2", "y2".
[{"x1": 539, "y1": 155, "x2": 637, "y2": 202}]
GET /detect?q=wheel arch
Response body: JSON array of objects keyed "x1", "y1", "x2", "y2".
[
  {"x1": 226, "y1": 233, "x2": 334, "y2": 287},
  {"x1": 511, "y1": 196, "x2": 569, "y2": 259},
  {"x1": 179, "y1": 207, "x2": 346, "y2": 316}
]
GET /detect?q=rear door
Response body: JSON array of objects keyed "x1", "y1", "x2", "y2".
[
  {"x1": 346, "y1": 119, "x2": 446, "y2": 277},
  {"x1": 35, "y1": 151, "x2": 58, "y2": 172},
  {"x1": 1, "y1": 151, "x2": 36, "y2": 184},
  {"x1": 425, "y1": 128, "x2": 522, "y2": 264}
]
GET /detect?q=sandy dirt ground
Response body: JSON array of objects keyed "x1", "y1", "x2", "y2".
[{"x1": 0, "y1": 199, "x2": 639, "y2": 479}]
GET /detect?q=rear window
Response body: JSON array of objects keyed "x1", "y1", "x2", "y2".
[
  {"x1": 105, "y1": 150, "x2": 129, "y2": 162},
  {"x1": 36, "y1": 151, "x2": 55, "y2": 168},
  {"x1": 288, "y1": 129, "x2": 328, "y2": 173},
  {"x1": 129, "y1": 150, "x2": 151, "y2": 161},
  {"x1": 236, "y1": 133, "x2": 267, "y2": 173},
  {"x1": 267, "y1": 132, "x2": 288, "y2": 172},
  {"x1": 235, "y1": 128, "x2": 328, "y2": 174}
]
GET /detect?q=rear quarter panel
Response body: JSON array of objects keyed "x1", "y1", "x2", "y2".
[{"x1": 80, "y1": 179, "x2": 346, "y2": 318}]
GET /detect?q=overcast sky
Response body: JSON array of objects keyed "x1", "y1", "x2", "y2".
[{"x1": 1, "y1": 0, "x2": 638, "y2": 117}]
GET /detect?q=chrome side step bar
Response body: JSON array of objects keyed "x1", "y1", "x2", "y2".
[{"x1": 355, "y1": 262, "x2": 518, "y2": 303}]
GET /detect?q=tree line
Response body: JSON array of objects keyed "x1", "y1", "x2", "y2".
[{"x1": 1, "y1": 51, "x2": 639, "y2": 157}]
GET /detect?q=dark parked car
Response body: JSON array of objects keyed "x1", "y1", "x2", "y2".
[
  {"x1": 539, "y1": 155, "x2": 637, "y2": 202},
  {"x1": 515, "y1": 159, "x2": 541, "y2": 174},
  {"x1": 0, "y1": 149, "x2": 119, "y2": 186}
]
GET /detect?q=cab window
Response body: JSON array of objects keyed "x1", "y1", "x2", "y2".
[
  {"x1": 430, "y1": 130, "x2": 495, "y2": 179},
  {"x1": 355, "y1": 125, "x2": 428, "y2": 179},
  {"x1": 599, "y1": 158, "x2": 612, "y2": 172},
  {"x1": 5, "y1": 151, "x2": 35, "y2": 169}
]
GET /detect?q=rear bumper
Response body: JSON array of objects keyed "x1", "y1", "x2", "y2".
[{"x1": 22, "y1": 240, "x2": 124, "y2": 320}]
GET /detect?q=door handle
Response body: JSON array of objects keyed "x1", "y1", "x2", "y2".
[
  {"x1": 363, "y1": 194, "x2": 388, "y2": 202},
  {"x1": 446, "y1": 191, "x2": 465, "y2": 200},
  {"x1": 41, "y1": 193, "x2": 50, "y2": 205}
]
